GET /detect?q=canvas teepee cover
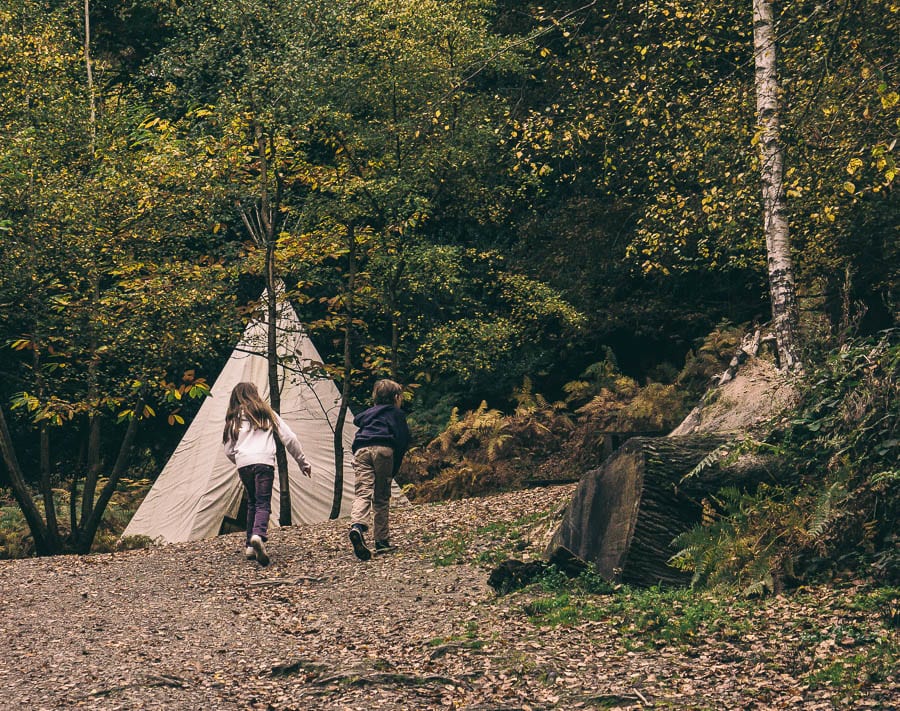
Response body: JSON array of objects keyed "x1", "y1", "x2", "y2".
[{"x1": 123, "y1": 293, "x2": 396, "y2": 543}]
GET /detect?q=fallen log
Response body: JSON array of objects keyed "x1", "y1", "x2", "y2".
[{"x1": 546, "y1": 434, "x2": 770, "y2": 587}]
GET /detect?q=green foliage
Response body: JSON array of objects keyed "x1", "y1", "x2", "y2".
[
  {"x1": 805, "y1": 643, "x2": 897, "y2": 692},
  {"x1": 521, "y1": 581, "x2": 755, "y2": 649},
  {"x1": 1, "y1": 0, "x2": 896, "y2": 569},
  {"x1": 671, "y1": 331, "x2": 900, "y2": 593},
  {"x1": 429, "y1": 510, "x2": 553, "y2": 567},
  {"x1": 409, "y1": 249, "x2": 585, "y2": 396},
  {"x1": 514, "y1": 1, "x2": 897, "y2": 314},
  {"x1": 566, "y1": 348, "x2": 693, "y2": 433},
  {"x1": 0, "y1": 498, "x2": 33, "y2": 559},
  {"x1": 676, "y1": 321, "x2": 747, "y2": 397}
]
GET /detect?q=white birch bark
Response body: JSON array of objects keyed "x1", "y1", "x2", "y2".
[
  {"x1": 83, "y1": 0, "x2": 96, "y2": 154},
  {"x1": 753, "y1": 0, "x2": 802, "y2": 370}
]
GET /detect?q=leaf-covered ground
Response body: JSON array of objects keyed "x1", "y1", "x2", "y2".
[{"x1": 0, "y1": 484, "x2": 896, "y2": 710}]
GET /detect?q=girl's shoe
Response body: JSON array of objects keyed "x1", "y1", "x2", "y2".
[
  {"x1": 245, "y1": 545, "x2": 256, "y2": 560},
  {"x1": 250, "y1": 534, "x2": 270, "y2": 566},
  {"x1": 374, "y1": 540, "x2": 393, "y2": 553}
]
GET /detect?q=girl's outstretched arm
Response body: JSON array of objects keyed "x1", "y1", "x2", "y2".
[{"x1": 273, "y1": 414, "x2": 312, "y2": 477}]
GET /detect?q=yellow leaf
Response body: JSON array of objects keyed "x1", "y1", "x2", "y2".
[
  {"x1": 843, "y1": 182, "x2": 856, "y2": 194},
  {"x1": 846, "y1": 158, "x2": 863, "y2": 175}
]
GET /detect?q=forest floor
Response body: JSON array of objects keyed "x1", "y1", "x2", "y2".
[{"x1": 0, "y1": 483, "x2": 896, "y2": 711}]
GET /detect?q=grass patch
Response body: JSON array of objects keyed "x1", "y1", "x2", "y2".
[
  {"x1": 523, "y1": 592, "x2": 607, "y2": 626},
  {"x1": 520, "y1": 580, "x2": 755, "y2": 650},
  {"x1": 846, "y1": 586, "x2": 899, "y2": 620},
  {"x1": 433, "y1": 535, "x2": 468, "y2": 566},
  {"x1": 514, "y1": 574, "x2": 899, "y2": 701},
  {"x1": 430, "y1": 510, "x2": 551, "y2": 567},
  {"x1": 806, "y1": 641, "x2": 898, "y2": 690}
]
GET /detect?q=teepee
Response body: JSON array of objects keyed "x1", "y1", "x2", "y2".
[{"x1": 123, "y1": 291, "x2": 400, "y2": 543}]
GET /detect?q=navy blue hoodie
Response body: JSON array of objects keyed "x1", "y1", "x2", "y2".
[{"x1": 351, "y1": 404, "x2": 410, "y2": 476}]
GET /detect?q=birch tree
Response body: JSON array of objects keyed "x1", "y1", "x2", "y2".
[{"x1": 753, "y1": 0, "x2": 802, "y2": 370}]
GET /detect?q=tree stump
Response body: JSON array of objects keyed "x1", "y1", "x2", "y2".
[{"x1": 546, "y1": 435, "x2": 735, "y2": 587}]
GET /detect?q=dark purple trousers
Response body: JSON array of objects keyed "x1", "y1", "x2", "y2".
[{"x1": 238, "y1": 464, "x2": 275, "y2": 543}]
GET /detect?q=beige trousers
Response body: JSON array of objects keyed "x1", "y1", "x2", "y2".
[{"x1": 350, "y1": 445, "x2": 394, "y2": 541}]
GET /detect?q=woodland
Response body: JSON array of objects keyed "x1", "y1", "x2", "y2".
[{"x1": 0, "y1": 0, "x2": 898, "y2": 683}]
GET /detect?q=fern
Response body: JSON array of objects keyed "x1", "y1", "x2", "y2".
[
  {"x1": 680, "y1": 445, "x2": 731, "y2": 484},
  {"x1": 807, "y1": 481, "x2": 844, "y2": 541},
  {"x1": 486, "y1": 434, "x2": 513, "y2": 461}
]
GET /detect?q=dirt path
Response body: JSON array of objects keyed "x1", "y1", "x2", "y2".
[{"x1": 0, "y1": 485, "x2": 896, "y2": 710}]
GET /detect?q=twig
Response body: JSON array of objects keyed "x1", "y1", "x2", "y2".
[
  {"x1": 248, "y1": 575, "x2": 323, "y2": 587},
  {"x1": 632, "y1": 687, "x2": 651, "y2": 705},
  {"x1": 428, "y1": 640, "x2": 484, "y2": 660},
  {"x1": 314, "y1": 671, "x2": 466, "y2": 688},
  {"x1": 86, "y1": 674, "x2": 185, "y2": 697}
]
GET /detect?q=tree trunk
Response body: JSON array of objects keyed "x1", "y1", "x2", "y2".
[
  {"x1": 248, "y1": 122, "x2": 292, "y2": 527},
  {"x1": 547, "y1": 435, "x2": 771, "y2": 587},
  {"x1": 753, "y1": 0, "x2": 802, "y2": 371},
  {"x1": 331, "y1": 225, "x2": 357, "y2": 519},
  {"x1": 71, "y1": 434, "x2": 87, "y2": 536},
  {"x1": 39, "y1": 426, "x2": 61, "y2": 549},
  {"x1": 80, "y1": 412, "x2": 102, "y2": 532},
  {"x1": 76, "y1": 397, "x2": 144, "y2": 553},
  {"x1": 81, "y1": 273, "x2": 103, "y2": 530},
  {"x1": 387, "y1": 260, "x2": 405, "y2": 381},
  {"x1": 0, "y1": 406, "x2": 53, "y2": 555},
  {"x1": 78, "y1": 0, "x2": 104, "y2": 537},
  {"x1": 31, "y1": 334, "x2": 61, "y2": 548},
  {"x1": 267, "y1": 271, "x2": 291, "y2": 526}
]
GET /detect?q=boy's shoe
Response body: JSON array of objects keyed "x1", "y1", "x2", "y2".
[
  {"x1": 349, "y1": 525, "x2": 372, "y2": 561},
  {"x1": 244, "y1": 545, "x2": 256, "y2": 560},
  {"x1": 250, "y1": 534, "x2": 270, "y2": 566},
  {"x1": 374, "y1": 540, "x2": 393, "y2": 553}
]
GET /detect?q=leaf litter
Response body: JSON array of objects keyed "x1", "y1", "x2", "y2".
[{"x1": 0, "y1": 484, "x2": 896, "y2": 709}]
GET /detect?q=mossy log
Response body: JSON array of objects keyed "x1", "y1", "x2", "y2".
[{"x1": 547, "y1": 434, "x2": 767, "y2": 587}]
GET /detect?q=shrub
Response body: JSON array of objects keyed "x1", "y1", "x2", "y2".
[
  {"x1": 0, "y1": 477, "x2": 153, "y2": 558},
  {"x1": 404, "y1": 378, "x2": 573, "y2": 501},
  {"x1": 671, "y1": 330, "x2": 899, "y2": 593}
]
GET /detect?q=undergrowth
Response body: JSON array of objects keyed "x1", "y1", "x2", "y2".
[
  {"x1": 430, "y1": 510, "x2": 552, "y2": 567},
  {"x1": 0, "y1": 478, "x2": 152, "y2": 558},
  {"x1": 513, "y1": 569, "x2": 898, "y2": 691},
  {"x1": 404, "y1": 334, "x2": 725, "y2": 501},
  {"x1": 670, "y1": 330, "x2": 899, "y2": 594},
  {"x1": 404, "y1": 378, "x2": 575, "y2": 501}
]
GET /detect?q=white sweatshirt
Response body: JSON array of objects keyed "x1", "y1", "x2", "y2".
[{"x1": 223, "y1": 414, "x2": 311, "y2": 472}]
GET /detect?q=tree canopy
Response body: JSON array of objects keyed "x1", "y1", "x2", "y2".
[{"x1": 0, "y1": 0, "x2": 896, "y2": 553}]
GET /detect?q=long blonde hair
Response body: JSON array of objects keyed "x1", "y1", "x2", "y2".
[{"x1": 222, "y1": 382, "x2": 276, "y2": 443}]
